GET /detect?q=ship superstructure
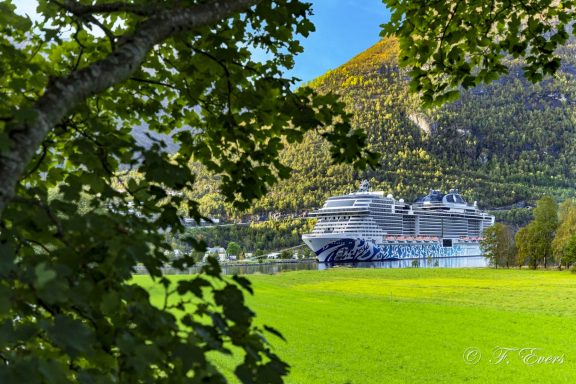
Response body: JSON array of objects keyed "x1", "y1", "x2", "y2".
[{"x1": 302, "y1": 181, "x2": 495, "y2": 262}]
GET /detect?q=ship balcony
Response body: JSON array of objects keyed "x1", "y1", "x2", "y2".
[
  {"x1": 458, "y1": 236, "x2": 484, "y2": 242},
  {"x1": 308, "y1": 209, "x2": 371, "y2": 217},
  {"x1": 384, "y1": 235, "x2": 440, "y2": 243}
]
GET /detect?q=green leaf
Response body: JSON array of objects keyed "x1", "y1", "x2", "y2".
[
  {"x1": 34, "y1": 262, "x2": 56, "y2": 289},
  {"x1": 0, "y1": 243, "x2": 16, "y2": 275},
  {"x1": 263, "y1": 325, "x2": 285, "y2": 341},
  {"x1": 0, "y1": 284, "x2": 10, "y2": 314},
  {"x1": 232, "y1": 275, "x2": 253, "y2": 295},
  {"x1": 48, "y1": 315, "x2": 95, "y2": 358}
]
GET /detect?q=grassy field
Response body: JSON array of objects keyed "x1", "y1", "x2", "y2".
[{"x1": 136, "y1": 268, "x2": 576, "y2": 383}]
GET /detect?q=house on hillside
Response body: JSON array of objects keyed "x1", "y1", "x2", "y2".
[{"x1": 203, "y1": 247, "x2": 227, "y2": 262}]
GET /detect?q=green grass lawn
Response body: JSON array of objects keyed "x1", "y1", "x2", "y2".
[{"x1": 136, "y1": 268, "x2": 576, "y2": 383}]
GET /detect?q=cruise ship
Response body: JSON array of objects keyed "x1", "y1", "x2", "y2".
[{"x1": 302, "y1": 181, "x2": 495, "y2": 262}]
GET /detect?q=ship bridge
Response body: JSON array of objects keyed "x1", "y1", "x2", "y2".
[{"x1": 308, "y1": 180, "x2": 394, "y2": 238}]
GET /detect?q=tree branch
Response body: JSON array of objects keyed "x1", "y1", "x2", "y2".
[
  {"x1": 21, "y1": 141, "x2": 49, "y2": 180},
  {"x1": 58, "y1": 0, "x2": 173, "y2": 17},
  {"x1": 51, "y1": 0, "x2": 118, "y2": 49},
  {"x1": 12, "y1": 196, "x2": 71, "y2": 247},
  {"x1": 23, "y1": 238, "x2": 52, "y2": 254},
  {"x1": 84, "y1": 14, "x2": 117, "y2": 50},
  {"x1": 0, "y1": 0, "x2": 260, "y2": 218},
  {"x1": 189, "y1": 45, "x2": 235, "y2": 121},
  {"x1": 129, "y1": 77, "x2": 179, "y2": 90}
]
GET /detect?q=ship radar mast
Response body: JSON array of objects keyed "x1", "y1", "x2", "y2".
[{"x1": 358, "y1": 179, "x2": 370, "y2": 193}]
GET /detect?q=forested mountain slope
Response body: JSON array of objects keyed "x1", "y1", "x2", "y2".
[{"x1": 194, "y1": 38, "x2": 576, "y2": 219}]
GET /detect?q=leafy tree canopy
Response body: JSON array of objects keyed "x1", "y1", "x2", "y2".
[
  {"x1": 564, "y1": 234, "x2": 576, "y2": 266},
  {"x1": 481, "y1": 222, "x2": 517, "y2": 268},
  {"x1": 552, "y1": 199, "x2": 576, "y2": 266},
  {"x1": 533, "y1": 195, "x2": 559, "y2": 229},
  {"x1": 515, "y1": 195, "x2": 558, "y2": 268},
  {"x1": 0, "y1": 0, "x2": 376, "y2": 382},
  {"x1": 226, "y1": 241, "x2": 242, "y2": 257},
  {"x1": 382, "y1": 0, "x2": 576, "y2": 105}
]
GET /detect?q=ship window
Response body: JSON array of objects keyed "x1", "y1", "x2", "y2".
[
  {"x1": 325, "y1": 200, "x2": 354, "y2": 207},
  {"x1": 442, "y1": 239, "x2": 452, "y2": 247}
]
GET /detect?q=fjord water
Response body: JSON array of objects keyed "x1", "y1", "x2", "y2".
[
  {"x1": 166, "y1": 256, "x2": 489, "y2": 275},
  {"x1": 320, "y1": 256, "x2": 488, "y2": 270}
]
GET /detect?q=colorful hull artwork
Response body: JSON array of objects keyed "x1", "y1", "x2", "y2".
[{"x1": 311, "y1": 238, "x2": 469, "y2": 263}]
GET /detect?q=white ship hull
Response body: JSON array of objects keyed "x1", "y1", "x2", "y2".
[{"x1": 303, "y1": 234, "x2": 481, "y2": 263}]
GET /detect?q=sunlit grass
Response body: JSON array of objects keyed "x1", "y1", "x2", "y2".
[{"x1": 136, "y1": 268, "x2": 576, "y2": 383}]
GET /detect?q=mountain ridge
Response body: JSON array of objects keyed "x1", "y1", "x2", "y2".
[{"x1": 192, "y1": 37, "x2": 576, "y2": 219}]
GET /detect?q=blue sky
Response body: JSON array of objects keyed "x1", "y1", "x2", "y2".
[
  {"x1": 288, "y1": 0, "x2": 390, "y2": 83},
  {"x1": 13, "y1": 0, "x2": 390, "y2": 84}
]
